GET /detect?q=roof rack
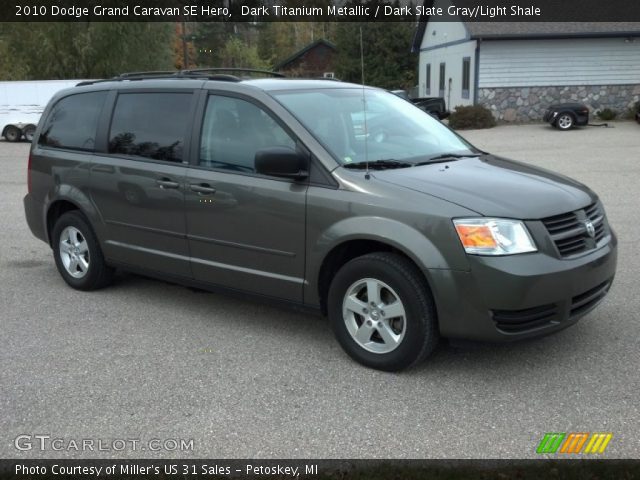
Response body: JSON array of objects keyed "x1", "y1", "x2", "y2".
[
  {"x1": 76, "y1": 68, "x2": 285, "y2": 87},
  {"x1": 184, "y1": 68, "x2": 285, "y2": 78}
]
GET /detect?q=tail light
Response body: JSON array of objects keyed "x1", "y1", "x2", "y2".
[{"x1": 27, "y1": 152, "x2": 33, "y2": 194}]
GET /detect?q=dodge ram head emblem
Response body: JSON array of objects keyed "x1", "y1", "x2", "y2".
[{"x1": 584, "y1": 220, "x2": 596, "y2": 238}]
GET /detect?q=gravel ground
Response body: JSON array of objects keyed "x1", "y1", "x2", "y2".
[{"x1": 1, "y1": 121, "x2": 638, "y2": 459}]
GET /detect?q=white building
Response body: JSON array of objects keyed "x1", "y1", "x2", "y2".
[{"x1": 412, "y1": 1, "x2": 640, "y2": 121}]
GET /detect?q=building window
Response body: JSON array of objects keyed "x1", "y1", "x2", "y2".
[
  {"x1": 425, "y1": 64, "x2": 431, "y2": 95},
  {"x1": 462, "y1": 57, "x2": 471, "y2": 99},
  {"x1": 439, "y1": 63, "x2": 445, "y2": 97}
]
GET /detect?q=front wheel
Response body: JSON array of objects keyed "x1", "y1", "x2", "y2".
[
  {"x1": 555, "y1": 113, "x2": 575, "y2": 130},
  {"x1": 4, "y1": 125, "x2": 22, "y2": 142},
  {"x1": 328, "y1": 252, "x2": 439, "y2": 371},
  {"x1": 52, "y1": 211, "x2": 114, "y2": 290}
]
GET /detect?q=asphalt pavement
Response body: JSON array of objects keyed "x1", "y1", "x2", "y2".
[{"x1": 1, "y1": 121, "x2": 638, "y2": 459}]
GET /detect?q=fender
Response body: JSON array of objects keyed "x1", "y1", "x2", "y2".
[
  {"x1": 44, "y1": 183, "x2": 104, "y2": 246},
  {"x1": 304, "y1": 215, "x2": 470, "y2": 306}
]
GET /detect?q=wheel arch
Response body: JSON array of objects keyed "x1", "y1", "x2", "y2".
[
  {"x1": 46, "y1": 199, "x2": 83, "y2": 247},
  {"x1": 312, "y1": 223, "x2": 448, "y2": 317}
]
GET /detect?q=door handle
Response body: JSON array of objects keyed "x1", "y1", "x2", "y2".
[
  {"x1": 190, "y1": 184, "x2": 216, "y2": 195},
  {"x1": 156, "y1": 179, "x2": 180, "y2": 189}
]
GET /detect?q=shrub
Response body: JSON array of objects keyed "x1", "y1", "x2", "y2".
[
  {"x1": 448, "y1": 105, "x2": 496, "y2": 129},
  {"x1": 622, "y1": 101, "x2": 640, "y2": 120},
  {"x1": 596, "y1": 108, "x2": 617, "y2": 121}
]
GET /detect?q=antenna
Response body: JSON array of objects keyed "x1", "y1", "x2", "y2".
[{"x1": 360, "y1": 27, "x2": 370, "y2": 180}]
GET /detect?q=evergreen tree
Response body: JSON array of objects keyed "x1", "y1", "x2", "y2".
[
  {"x1": 0, "y1": 23, "x2": 174, "y2": 79},
  {"x1": 334, "y1": 1, "x2": 417, "y2": 89}
]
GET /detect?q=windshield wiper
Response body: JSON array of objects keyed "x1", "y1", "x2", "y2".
[
  {"x1": 343, "y1": 159, "x2": 413, "y2": 170},
  {"x1": 415, "y1": 153, "x2": 481, "y2": 165}
]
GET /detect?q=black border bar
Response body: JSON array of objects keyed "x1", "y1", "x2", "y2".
[
  {"x1": 1, "y1": 459, "x2": 640, "y2": 479},
  {"x1": 3, "y1": 0, "x2": 640, "y2": 22}
]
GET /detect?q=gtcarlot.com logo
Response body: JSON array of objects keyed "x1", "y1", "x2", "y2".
[
  {"x1": 14, "y1": 435, "x2": 194, "y2": 452},
  {"x1": 537, "y1": 432, "x2": 613, "y2": 454}
]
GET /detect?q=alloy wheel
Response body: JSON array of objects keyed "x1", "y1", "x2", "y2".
[
  {"x1": 342, "y1": 278, "x2": 407, "y2": 354},
  {"x1": 59, "y1": 226, "x2": 90, "y2": 279}
]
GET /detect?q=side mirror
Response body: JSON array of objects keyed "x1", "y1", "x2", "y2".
[{"x1": 255, "y1": 146, "x2": 308, "y2": 180}]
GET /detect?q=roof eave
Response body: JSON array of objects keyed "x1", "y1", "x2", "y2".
[{"x1": 472, "y1": 31, "x2": 640, "y2": 40}]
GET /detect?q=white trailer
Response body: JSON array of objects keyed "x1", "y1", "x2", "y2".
[{"x1": 0, "y1": 80, "x2": 87, "y2": 142}]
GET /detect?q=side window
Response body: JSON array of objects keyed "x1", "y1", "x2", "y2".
[
  {"x1": 425, "y1": 63, "x2": 431, "y2": 96},
  {"x1": 108, "y1": 93, "x2": 192, "y2": 163},
  {"x1": 38, "y1": 91, "x2": 107, "y2": 151},
  {"x1": 439, "y1": 63, "x2": 446, "y2": 97},
  {"x1": 462, "y1": 57, "x2": 471, "y2": 99},
  {"x1": 200, "y1": 95, "x2": 296, "y2": 173}
]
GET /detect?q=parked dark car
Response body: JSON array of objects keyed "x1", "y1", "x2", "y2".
[
  {"x1": 635, "y1": 102, "x2": 640, "y2": 124},
  {"x1": 413, "y1": 97, "x2": 450, "y2": 120},
  {"x1": 543, "y1": 103, "x2": 589, "y2": 130},
  {"x1": 390, "y1": 90, "x2": 450, "y2": 120},
  {"x1": 24, "y1": 71, "x2": 617, "y2": 371}
]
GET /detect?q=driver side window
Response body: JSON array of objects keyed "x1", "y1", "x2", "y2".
[{"x1": 200, "y1": 95, "x2": 295, "y2": 173}]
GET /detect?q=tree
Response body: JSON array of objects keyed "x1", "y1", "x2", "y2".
[
  {"x1": 173, "y1": 22, "x2": 197, "y2": 69},
  {"x1": 0, "y1": 34, "x2": 26, "y2": 79},
  {"x1": 259, "y1": 21, "x2": 337, "y2": 66},
  {"x1": 218, "y1": 37, "x2": 271, "y2": 70},
  {"x1": 334, "y1": 1, "x2": 417, "y2": 89},
  {"x1": 0, "y1": 23, "x2": 174, "y2": 79}
]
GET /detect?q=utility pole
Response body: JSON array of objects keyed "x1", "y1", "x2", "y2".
[{"x1": 182, "y1": 20, "x2": 188, "y2": 69}]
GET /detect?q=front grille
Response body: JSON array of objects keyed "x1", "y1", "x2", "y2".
[
  {"x1": 570, "y1": 279, "x2": 612, "y2": 317},
  {"x1": 492, "y1": 304, "x2": 559, "y2": 333},
  {"x1": 542, "y1": 202, "x2": 608, "y2": 257}
]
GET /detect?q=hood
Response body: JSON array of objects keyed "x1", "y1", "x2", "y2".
[{"x1": 374, "y1": 155, "x2": 596, "y2": 219}]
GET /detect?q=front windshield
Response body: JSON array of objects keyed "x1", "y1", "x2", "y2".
[{"x1": 272, "y1": 87, "x2": 477, "y2": 165}]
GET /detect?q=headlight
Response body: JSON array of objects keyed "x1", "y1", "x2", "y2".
[{"x1": 453, "y1": 218, "x2": 537, "y2": 255}]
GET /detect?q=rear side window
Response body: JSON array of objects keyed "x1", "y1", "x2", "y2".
[
  {"x1": 108, "y1": 93, "x2": 192, "y2": 163},
  {"x1": 38, "y1": 91, "x2": 107, "y2": 151}
]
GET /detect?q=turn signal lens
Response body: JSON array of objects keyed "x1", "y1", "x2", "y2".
[
  {"x1": 454, "y1": 224, "x2": 497, "y2": 249},
  {"x1": 453, "y1": 218, "x2": 537, "y2": 255}
]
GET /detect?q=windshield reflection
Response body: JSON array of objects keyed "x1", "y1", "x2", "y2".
[{"x1": 272, "y1": 88, "x2": 477, "y2": 165}]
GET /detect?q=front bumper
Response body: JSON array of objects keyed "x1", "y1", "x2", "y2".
[{"x1": 429, "y1": 232, "x2": 617, "y2": 342}]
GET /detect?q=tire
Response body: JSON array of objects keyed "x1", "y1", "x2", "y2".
[
  {"x1": 22, "y1": 125, "x2": 36, "y2": 142},
  {"x1": 328, "y1": 252, "x2": 439, "y2": 371},
  {"x1": 52, "y1": 211, "x2": 114, "y2": 290},
  {"x1": 555, "y1": 113, "x2": 575, "y2": 130},
  {"x1": 4, "y1": 125, "x2": 22, "y2": 142}
]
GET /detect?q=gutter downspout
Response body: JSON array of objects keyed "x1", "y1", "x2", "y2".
[{"x1": 473, "y1": 38, "x2": 481, "y2": 105}]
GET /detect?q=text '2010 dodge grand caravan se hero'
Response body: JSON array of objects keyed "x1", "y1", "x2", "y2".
[{"x1": 24, "y1": 70, "x2": 617, "y2": 371}]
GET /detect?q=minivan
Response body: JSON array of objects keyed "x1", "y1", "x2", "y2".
[{"x1": 24, "y1": 70, "x2": 617, "y2": 371}]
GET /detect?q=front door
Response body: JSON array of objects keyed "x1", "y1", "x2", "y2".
[{"x1": 184, "y1": 94, "x2": 307, "y2": 301}]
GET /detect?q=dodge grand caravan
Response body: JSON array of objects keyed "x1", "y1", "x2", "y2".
[{"x1": 23, "y1": 70, "x2": 617, "y2": 371}]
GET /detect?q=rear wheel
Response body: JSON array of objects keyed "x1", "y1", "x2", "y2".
[
  {"x1": 22, "y1": 125, "x2": 36, "y2": 142},
  {"x1": 328, "y1": 252, "x2": 439, "y2": 371},
  {"x1": 555, "y1": 113, "x2": 575, "y2": 130},
  {"x1": 4, "y1": 125, "x2": 21, "y2": 142},
  {"x1": 52, "y1": 211, "x2": 113, "y2": 290}
]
